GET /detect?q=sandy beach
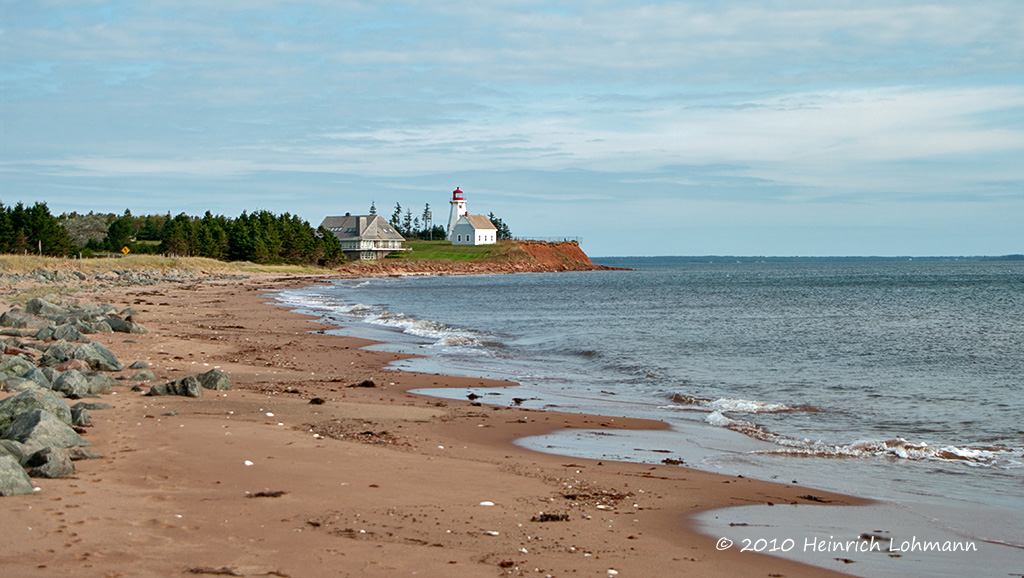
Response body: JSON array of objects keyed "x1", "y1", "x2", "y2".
[{"x1": 1, "y1": 272, "x2": 865, "y2": 577}]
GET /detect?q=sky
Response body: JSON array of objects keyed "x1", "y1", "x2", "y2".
[{"x1": 1, "y1": 1, "x2": 1022, "y2": 257}]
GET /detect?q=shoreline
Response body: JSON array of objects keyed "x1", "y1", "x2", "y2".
[{"x1": 1, "y1": 272, "x2": 864, "y2": 577}]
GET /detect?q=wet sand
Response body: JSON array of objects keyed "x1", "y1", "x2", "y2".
[{"x1": 0, "y1": 273, "x2": 865, "y2": 577}]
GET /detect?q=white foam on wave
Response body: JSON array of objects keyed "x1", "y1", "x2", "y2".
[
  {"x1": 702, "y1": 415, "x2": 1023, "y2": 467},
  {"x1": 662, "y1": 395, "x2": 803, "y2": 414}
]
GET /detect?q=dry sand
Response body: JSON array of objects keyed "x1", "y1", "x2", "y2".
[{"x1": 1, "y1": 273, "x2": 865, "y2": 577}]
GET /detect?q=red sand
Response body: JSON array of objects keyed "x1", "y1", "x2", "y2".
[{"x1": 0, "y1": 273, "x2": 864, "y2": 577}]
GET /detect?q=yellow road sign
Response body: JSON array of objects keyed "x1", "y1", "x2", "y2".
[{"x1": 121, "y1": 246, "x2": 130, "y2": 255}]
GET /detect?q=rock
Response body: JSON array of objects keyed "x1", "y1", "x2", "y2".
[
  {"x1": 119, "y1": 307, "x2": 140, "y2": 317},
  {"x1": 26, "y1": 447, "x2": 76, "y2": 478},
  {"x1": 53, "y1": 370, "x2": 90, "y2": 398},
  {"x1": 70, "y1": 405, "x2": 92, "y2": 427},
  {"x1": 0, "y1": 439, "x2": 40, "y2": 465},
  {"x1": 73, "y1": 342, "x2": 123, "y2": 372},
  {"x1": 38, "y1": 340, "x2": 76, "y2": 367},
  {"x1": 34, "y1": 326, "x2": 55, "y2": 341},
  {"x1": 0, "y1": 356, "x2": 38, "y2": 380},
  {"x1": 72, "y1": 402, "x2": 111, "y2": 411},
  {"x1": 82, "y1": 370, "x2": 116, "y2": 394},
  {"x1": 129, "y1": 360, "x2": 149, "y2": 370},
  {"x1": 52, "y1": 324, "x2": 90, "y2": 343},
  {"x1": 130, "y1": 369, "x2": 156, "y2": 382},
  {"x1": 0, "y1": 310, "x2": 48, "y2": 331},
  {"x1": 66, "y1": 447, "x2": 103, "y2": 460},
  {"x1": 146, "y1": 376, "x2": 202, "y2": 398},
  {"x1": 198, "y1": 368, "x2": 231, "y2": 391},
  {"x1": 2, "y1": 409, "x2": 90, "y2": 448},
  {"x1": 25, "y1": 297, "x2": 67, "y2": 317},
  {"x1": 54, "y1": 359, "x2": 91, "y2": 373},
  {"x1": 0, "y1": 389, "x2": 73, "y2": 431},
  {"x1": 0, "y1": 454, "x2": 33, "y2": 496},
  {"x1": 1, "y1": 376, "x2": 45, "y2": 393},
  {"x1": 103, "y1": 317, "x2": 147, "y2": 334}
]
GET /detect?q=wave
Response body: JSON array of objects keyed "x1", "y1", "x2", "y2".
[
  {"x1": 663, "y1": 393, "x2": 818, "y2": 414},
  {"x1": 703, "y1": 410, "x2": 1022, "y2": 467}
]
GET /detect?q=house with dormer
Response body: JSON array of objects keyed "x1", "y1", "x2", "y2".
[{"x1": 319, "y1": 213, "x2": 407, "y2": 260}]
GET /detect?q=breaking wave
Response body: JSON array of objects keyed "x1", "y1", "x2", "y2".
[
  {"x1": 662, "y1": 393, "x2": 819, "y2": 414},
  {"x1": 703, "y1": 410, "x2": 1022, "y2": 467}
]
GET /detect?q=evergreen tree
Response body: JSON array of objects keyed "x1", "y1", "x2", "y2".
[
  {"x1": 402, "y1": 209, "x2": 413, "y2": 236},
  {"x1": 487, "y1": 212, "x2": 512, "y2": 240},
  {"x1": 103, "y1": 213, "x2": 134, "y2": 252},
  {"x1": 390, "y1": 202, "x2": 402, "y2": 232}
]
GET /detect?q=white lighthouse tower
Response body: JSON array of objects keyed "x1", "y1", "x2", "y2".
[{"x1": 445, "y1": 187, "x2": 467, "y2": 241}]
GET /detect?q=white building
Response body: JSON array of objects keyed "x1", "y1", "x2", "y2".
[
  {"x1": 319, "y1": 213, "x2": 407, "y2": 260},
  {"x1": 451, "y1": 214, "x2": 497, "y2": 245}
]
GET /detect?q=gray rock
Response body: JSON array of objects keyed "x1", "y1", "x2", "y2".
[
  {"x1": 72, "y1": 402, "x2": 112, "y2": 411},
  {"x1": 88, "y1": 320, "x2": 113, "y2": 333},
  {"x1": 103, "y1": 317, "x2": 147, "y2": 334},
  {"x1": 26, "y1": 447, "x2": 75, "y2": 478},
  {"x1": 0, "y1": 355, "x2": 38, "y2": 380},
  {"x1": 1, "y1": 376, "x2": 45, "y2": 393},
  {"x1": 67, "y1": 447, "x2": 103, "y2": 460},
  {"x1": 128, "y1": 360, "x2": 150, "y2": 370},
  {"x1": 73, "y1": 342, "x2": 123, "y2": 372},
  {"x1": 2, "y1": 409, "x2": 90, "y2": 448},
  {"x1": 82, "y1": 370, "x2": 116, "y2": 394},
  {"x1": 0, "y1": 454, "x2": 33, "y2": 496},
  {"x1": 0, "y1": 310, "x2": 48, "y2": 330},
  {"x1": 70, "y1": 405, "x2": 92, "y2": 427},
  {"x1": 52, "y1": 324, "x2": 90, "y2": 343},
  {"x1": 53, "y1": 370, "x2": 90, "y2": 398},
  {"x1": 0, "y1": 439, "x2": 39, "y2": 465},
  {"x1": 0, "y1": 389, "x2": 73, "y2": 431},
  {"x1": 120, "y1": 307, "x2": 140, "y2": 317},
  {"x1": 198, "y1": 368, "x2": 231, "y2": 391},
  {"x1": 25, "y1": 297, "x2": 67, "y2": 318},
  {"x1": 38, "y1": 340, "x2": 76, "y2": 367},
  {"x1": 34, "y1": 326, "x2": 55, "y2": 341},
  {"x1": 146, "y1": 376, "x2": 202, "y2": 398},
  {"x1": 130, "y1": 369, "x2": 157, "y2": 382}
]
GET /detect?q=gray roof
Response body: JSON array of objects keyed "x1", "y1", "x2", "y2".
[
  {"x1": 456, "y1": 215, "x2": 497, "y2": 230},
  {"x1": 319, "y1": 214, "x2": 406, "y2": 241}
]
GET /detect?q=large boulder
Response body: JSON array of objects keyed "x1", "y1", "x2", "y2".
[
  {"x1": 25, "y1": 447, "x2": 75, "y2": 479},
  {"x1": 53, "y1": 370, "x2": 90, "y2": 398},
  {"x1": 0, "y1": 439, "x2": 39, "y2": 465},
  {"x1": 24, "y1": 298, "x2": 67, "y2": 318},
  {"x1": 73, "y1": 342, "x2": 123, "y2": 372},
  {"x1": 0, "y1": 389, "x2": 73, "y2": 431},
  {"x1": 82, "y1": 371, "x2": 116, "y2": 394},
  {"x1": 146, "y1": 376, "x2": 202, "y2": 398},
  {"x1": 0, "y1": 454, "x2": 33, "y2": 496},
  {"x1": 2, "y1": 409, "x2": 90, "y2": 448},
  {"x1": 103, "y1": 317, "x2": 148, "y2": 334},
  {"x1": 70, "y1": 405, "x2": 91, "y2": 427},
  {"x1": 0, "y1": 356, "x2": 38, "y2": 380},
  {"x1": 198, "y1": 368, "x2": 231, "y2": 391},
  {"x1": 0, "y1": 310, "x2": 48, "y2": 331},
  {"x1": 1, "y1": 376, "x2": 45, "y2": 393},
  {"x1": 52, "y1": 324, "x2": 90, "y2": 343}
]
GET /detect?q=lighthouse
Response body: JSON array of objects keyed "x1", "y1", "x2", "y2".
[{"x1": 445, "y1": 187, "x2": 467, "y2": 241}]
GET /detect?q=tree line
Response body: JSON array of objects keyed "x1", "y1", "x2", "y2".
[{"x1": 1, "y1": 202, "x2": 343, "y2": 266}]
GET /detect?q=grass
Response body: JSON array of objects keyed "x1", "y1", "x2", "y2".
[
  {"x1": 0, "y1": 254, "x2": 332, "y2": 275},
  {"x1": 397, "y1": 240, "x2": 519, "y2": 261}
]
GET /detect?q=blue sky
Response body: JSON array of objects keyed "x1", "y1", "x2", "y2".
[{"x1": 2, "y1": 1, "x2": 1022, "y2": 256}]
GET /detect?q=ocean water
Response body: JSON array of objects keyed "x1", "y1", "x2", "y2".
[{"x1": 275, "y1": 259, "x2": 1024, "y2": 576}]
